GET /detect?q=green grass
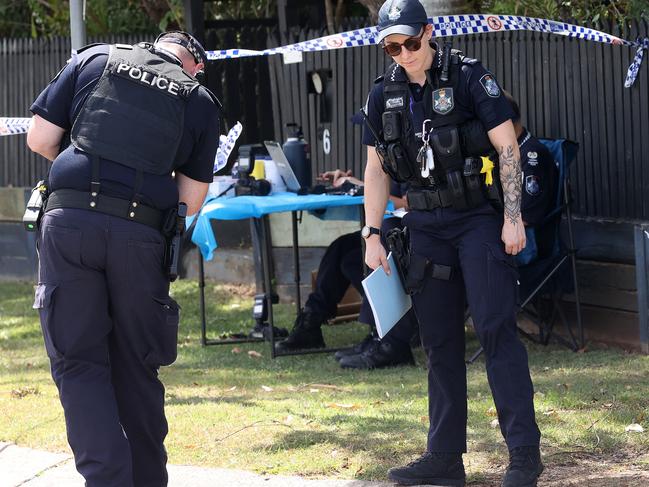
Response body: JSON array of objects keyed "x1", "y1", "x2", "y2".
[{"x1": 1, "y1": 280, "x2": 649, "y2": 482}]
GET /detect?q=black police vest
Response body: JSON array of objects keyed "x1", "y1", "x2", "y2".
[
  {"x1": 71, "y1": 43, "x2": 199, "y2": 176},
  {"x1": 379, "y1": 52, "x2": 497, "y2": 210}
]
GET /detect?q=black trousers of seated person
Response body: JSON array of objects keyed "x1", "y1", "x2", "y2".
[{"x1": 305, "y1": 218, "x2": 417, "y2": 349}]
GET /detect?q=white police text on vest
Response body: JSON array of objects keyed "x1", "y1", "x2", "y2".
[{"x1": 116, "y1": 63, "x2": 180, "y2": 96}]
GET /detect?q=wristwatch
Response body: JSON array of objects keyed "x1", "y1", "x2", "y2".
[{"x1": 361, "y1": 225, "x2": 381, "y2": 239}]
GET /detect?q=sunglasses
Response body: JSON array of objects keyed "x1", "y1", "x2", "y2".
[{"x1": 382, "y1": 30, "x2": 426, "y2": 57}]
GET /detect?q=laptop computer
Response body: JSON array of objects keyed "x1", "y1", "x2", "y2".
[{"x1": 264, "y1": 141, "x2": 302, "y2": 193}]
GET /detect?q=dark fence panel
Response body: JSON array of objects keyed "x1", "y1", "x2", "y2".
[
  {"x1": 268, "y1": 19, "x2": 649, "y2": 221},
  {"x1": 0, "y1": 34, "x2": 154, "y2": 187},
  {"x1": 0, "y1": 29, "x2": 275, "y2": 186},
  {"x1": 204, "y1": 26, "x2": 275, "y2": 151}
]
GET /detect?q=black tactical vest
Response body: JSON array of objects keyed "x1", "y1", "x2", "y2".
[
  {"x1": 380, "y1": 48, "x2": 496, "y2": 210},
  {"x1": 71, "y1": 43, "x2": 200, "y2": 175}
]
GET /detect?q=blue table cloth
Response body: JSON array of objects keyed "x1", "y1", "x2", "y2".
[{"x1": 191, "y1": 192, "x2": 364, "y2": 260}]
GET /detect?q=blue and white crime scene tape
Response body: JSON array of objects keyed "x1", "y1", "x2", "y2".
[
  {"x1": 1, "y1": 114, "x2": 243, "y2": 173},
  {"x1": 214, "y1": 121, "x2": 243, "y2": 172},
  {"x1": 0, "y1": 117, "x2": 31, "y2": 136},
  {"x1": 207, "y1": 14, "x2": 648, "y2": 88},
  {"x1": 3, "y1": 14, "x2": 647, "y2": 138}
]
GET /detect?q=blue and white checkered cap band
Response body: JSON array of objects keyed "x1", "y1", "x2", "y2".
[
  {"x1": 205, "y1": 14, "x2": 646, "y2": 87},
  {"x1": 0, "y1": 117, "x2": 30, "y2": 136}
]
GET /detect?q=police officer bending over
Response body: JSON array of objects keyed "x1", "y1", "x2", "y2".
[
  {"x1": 362, "y1": 1, "x2": 542, "y2": 486},
  {"x1": 27, "y1": 32, "x2": 220, "y2": 487}
]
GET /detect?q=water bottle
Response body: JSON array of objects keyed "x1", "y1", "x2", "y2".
[{"x1": 282, "y1": 123, "x2": 312, "y2": 190}]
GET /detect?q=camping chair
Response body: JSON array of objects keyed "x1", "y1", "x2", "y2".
[{"x1": 467, "y1": 139, "x2": 584, "y2": 363}]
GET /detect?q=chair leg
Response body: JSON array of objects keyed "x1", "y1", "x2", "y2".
[
  {"x1": 553, "y1": 293, "x2": 579, "y2": 351},
  {"x1": 466, "y1": 346, "x2": 484, "y2": 364}
]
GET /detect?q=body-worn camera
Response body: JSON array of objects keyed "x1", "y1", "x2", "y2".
[
  {"x1": 382, "y1": 111, "x2": 402, "y2": 142},
  {"x1": 23, "y1": 180, "x2": 48, "y2": 232}
]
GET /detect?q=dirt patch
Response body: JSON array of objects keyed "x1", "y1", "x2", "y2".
[
  {"x1": 216, "y1": 283, "x2": 257, "y2": 298},
  {"x1": 468, "y1": 451, "x2": 649, "y2": 487}
]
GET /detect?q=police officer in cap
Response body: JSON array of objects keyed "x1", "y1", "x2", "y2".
[
  {"x1": 362, "y1": 1, "x2": 542, "y2": 486},
  {"x1": 27, "y1": 31, "x2": 220, "y2": 486}
]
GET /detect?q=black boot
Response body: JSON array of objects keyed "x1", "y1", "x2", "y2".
[
  {"x1": 338, "y1": 338, "x2": 414, "y2": 369},
  {"x1": 334, "y1": 334, "x2": 374, "y2": 361},
  {"x1": 388, "y1": 452, "x2": 466, "y2": 486},
  {"x1": 501, "y1": 446, "x2": 544, "y2": 487},
  {"x1": 274, "y1": 308, "x2": 326, "y2": 352}
]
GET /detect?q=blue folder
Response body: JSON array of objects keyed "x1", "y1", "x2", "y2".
[{"x1": 361, "y1": 252, "x2": 412, "y2": 339}]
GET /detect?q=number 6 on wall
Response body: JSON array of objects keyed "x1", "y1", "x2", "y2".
[{"x1": 322, "y1": 129, "x2": 331, "y2": 155}]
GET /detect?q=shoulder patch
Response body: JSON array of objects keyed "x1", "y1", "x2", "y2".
[
  {"x1": 525, "y1": 175, "x2": 541, "y2": 196},
  {"x1": 479, "y1": 73, "x2": 501, "y2": 97}
]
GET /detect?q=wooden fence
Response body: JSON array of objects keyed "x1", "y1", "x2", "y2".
[
  {"x1": 268, "y1": 19, "x2": 649, "y2": 221},
  {"x1": 2, "y1": 19, "x2": 649, "y2": 221},
  {"x1": 0, "y1": 29, "x2": 275, "y2": 187}
]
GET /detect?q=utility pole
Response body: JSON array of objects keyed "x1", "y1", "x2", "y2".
[{"x1": 69, "y1": 0, "x2": 87, "y2": 52}]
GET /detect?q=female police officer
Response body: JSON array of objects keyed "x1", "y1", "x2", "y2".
[{"x1": 361, "y1": 1, "x2": 542, "y2": 486}]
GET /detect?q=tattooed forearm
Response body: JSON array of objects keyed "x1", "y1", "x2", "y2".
[{"x1": 498, "y1": 144, "x2": 522, "y2": 225}]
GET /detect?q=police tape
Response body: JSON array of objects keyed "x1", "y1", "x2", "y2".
[
  {"x1": 2, "y1": 14, "x2": 646, "y2": 137},
  {"x1": 206, "y1": 13, "x2": 648, "y2": 88},
  {"x1": 1, "y1": 115, "x2": 244, "y2": 169},
  {"x1": 0, "y1": 117, "x2": 31, "y2": 136},
  {"x1": 214, "y1": 121, "x2": 243, "y2": 172}
]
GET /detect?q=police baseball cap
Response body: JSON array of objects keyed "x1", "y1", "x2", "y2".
[
  {"x1": 155, "y1": 31, "x2": 207, "y2": 65},
  {"x1": 376, "y1": 0, "x2": 429, "y2": 43}
]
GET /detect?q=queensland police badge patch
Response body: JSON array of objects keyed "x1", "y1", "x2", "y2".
[
  {"x1": 525, "y1": 175, "x2": 541, "y2": 196},
  {"x1": 433, "y1": 88, "x2": 454, "y2": 115},
  {"x1": 480, "y1": 74, "x2": 500, "y2": 98}
]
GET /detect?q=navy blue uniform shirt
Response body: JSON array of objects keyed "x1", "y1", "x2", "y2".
[
  {"x1": 519, "y1": 128, "x2": 557, "y2": 226},
  {"x1": 363, "y1": 44, "x2": 515, "y2": 148},
  {"x1": 30, "y1": 44, "x2": 220, "y2": 211}
]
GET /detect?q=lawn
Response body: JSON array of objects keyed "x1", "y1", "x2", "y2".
[{"x1": 1, "y1": 280, "x2": 648, "y2": 485}]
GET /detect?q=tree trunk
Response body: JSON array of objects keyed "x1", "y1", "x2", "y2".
[
  {"x1": 420, "y1": 0, "x2": 472, "y2": 16},
  {"x1": 356, "y1": 0, "x2": 383, "y2": 23},
  {"x1": 324, "y1": 0, "x2": 335, "y2": 34},
  {"x1": 334, "y1": 0, "x2": 346, "y2": 30}
]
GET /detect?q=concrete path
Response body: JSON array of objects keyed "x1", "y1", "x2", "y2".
[{"x1": 0, "y1": 442, "x2": 397, "y2": 487}]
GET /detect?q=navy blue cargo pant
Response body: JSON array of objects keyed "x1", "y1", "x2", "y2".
[
  {"x1": 402, "y1": 203, "x2": 541, "y2": 453},
  {"x1": 34, "y1": 208, "x2": 179, "y2": 487}
]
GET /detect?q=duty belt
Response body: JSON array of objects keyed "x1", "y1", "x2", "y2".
[
  {"x1": 406, "y1": 187, "x2": 454, "y2": 210},
  {"x1": 45, "y1": 189, "x2": 166, "y2": 232}
]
